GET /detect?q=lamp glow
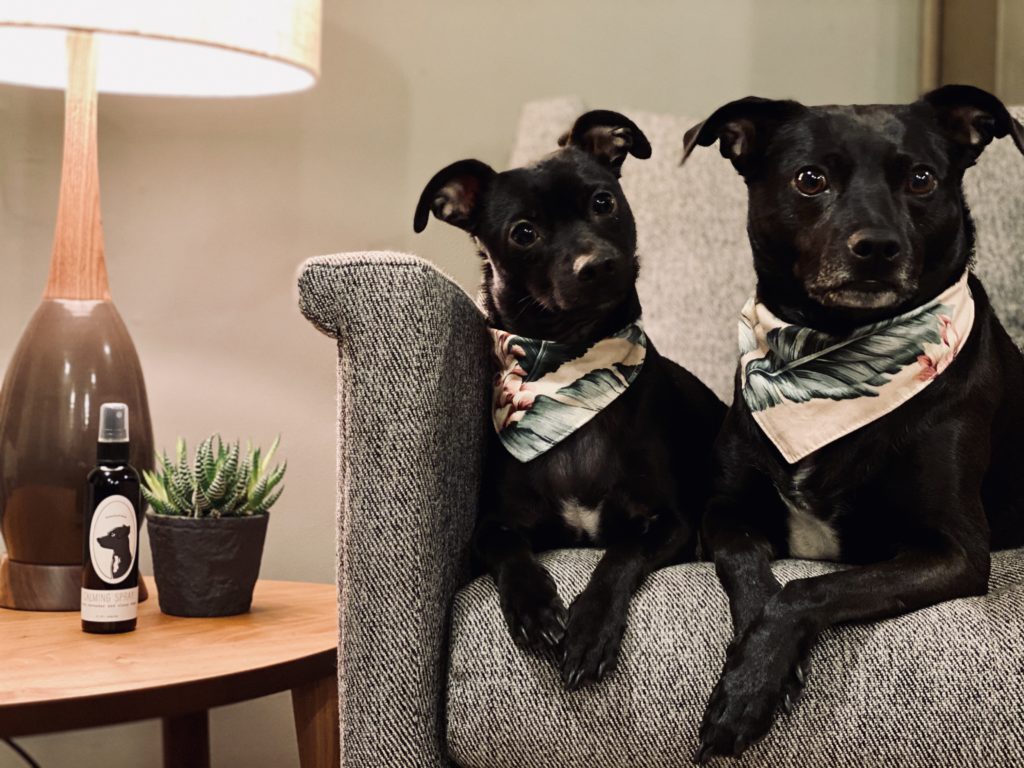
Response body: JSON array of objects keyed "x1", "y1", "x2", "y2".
[{"x1": 0, "y1": 0, "x2": 321, "y2": 96}]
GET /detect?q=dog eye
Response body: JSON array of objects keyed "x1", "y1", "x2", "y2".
[
  {"x1": 591, "y1": 191, "x2": 616, "y2": 216},
  {"x1": 907, "y1": 167, "x2": 938, "y2": 195},
  {"x1": 794, "y1": 167, "x2": 829, "y2": 196},
  {"x1": 509, "y1": 221, "x2": 538, "y2": 247}
]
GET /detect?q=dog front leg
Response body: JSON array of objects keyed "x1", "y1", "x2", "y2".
[
  {"x1": 474, "y1": 517, "x2": 568, "y2": 653},
  {"x1": 559, "y1": 499, "x2": 691, "y2": 690},
  {"x1": 704, "y1": 500, "x2": 782, "y2": 638},
  {"x1": 697, "y1": 532, "x2": 990, "y2": 762},
  {"x1": 702, "y1": 455, "x2": 787, "y2": 638}
]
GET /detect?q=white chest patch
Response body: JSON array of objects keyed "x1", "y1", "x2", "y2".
[
  {"x1": 560, "y1": 498, "x2": 602, "y2": 541},
  {"x1": 778, "y1": 462, "x2": 841, "y2": 561}
]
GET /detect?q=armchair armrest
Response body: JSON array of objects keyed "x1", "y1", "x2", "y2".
[{"x1": 299, "y1": 252, "x2": 489, "y2": 767}]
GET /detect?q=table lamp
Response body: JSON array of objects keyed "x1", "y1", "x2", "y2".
[{"x1": 0, "y1": 1, "x2": 321, "y2": 610}]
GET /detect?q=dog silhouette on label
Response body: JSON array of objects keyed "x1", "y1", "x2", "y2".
[{"x1": 96, "y1": 524, "x2": 133, "y2": 580}]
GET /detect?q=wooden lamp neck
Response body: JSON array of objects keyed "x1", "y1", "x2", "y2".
[{"x1": 45, "y1": 31, "x2": 110, "y2": 302}]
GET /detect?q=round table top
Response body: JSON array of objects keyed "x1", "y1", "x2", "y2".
[{"x1": 0, "y1": 579, "x2": 337, "y2": 737}]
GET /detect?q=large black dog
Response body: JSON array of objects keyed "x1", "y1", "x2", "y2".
[
  {"x1": 682, "y1": 85, "x2": 1024, "y2": 760},
  {"x1": 415, "y1": 111, "x2": 724, "y2": 689}
]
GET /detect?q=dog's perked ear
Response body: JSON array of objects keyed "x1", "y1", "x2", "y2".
[
  {"x1": 681, "y1": 96, "x2": 804, "y2": 172},
  {"x1": 921, "y1": 84, "x2": 1024, "y2": 163},
  {"x1": 413, "y1": 159, "x2": 496, "y2": 233},
  {"x1": 558, "y1": 110, "x2": 652, "y2": 174}
]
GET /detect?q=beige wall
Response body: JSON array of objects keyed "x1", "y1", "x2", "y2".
[{"x1": 0, "y1": 2, "x2": 921, "y2": 766}]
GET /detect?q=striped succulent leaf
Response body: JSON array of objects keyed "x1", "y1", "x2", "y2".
[
  {"x1": 255, "y1": 485, "x2": 284, "y2": 514},
  {"x1": 141, "y1": 434, "x2": 287, "y2": 518}
]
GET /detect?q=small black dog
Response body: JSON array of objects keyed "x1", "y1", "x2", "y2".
[
  {"x1": 97, "y1": 524, "x2": 132, "y2": 579},
  {"x1": 682, "y1": 85, "x2": 1024, "y2": 760},
  {"x1": 415, "y1": 111, "x2": 725, "y2": 689}
]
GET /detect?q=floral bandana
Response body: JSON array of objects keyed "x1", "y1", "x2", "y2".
[
  {"x1": 489, "y1": 322, "x2": 647, "y2": 462},
  {"x1": 739, "y1": 270, "x2": 974, "y2": 464}
]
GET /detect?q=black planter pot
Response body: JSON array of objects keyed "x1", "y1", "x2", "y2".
[{"x1": 146, "y1": 512, "x2": 269, "y2": 617}]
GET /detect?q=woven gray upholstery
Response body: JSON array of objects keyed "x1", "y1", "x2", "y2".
[
  {"x1": 298, "y1": 99, "x2": 1024, "y2": 767},
  {"x1": 448, "y1": 551, "x2": 1024, "y2": 767},
  {"x1": 299, "y1": 253, "x2": 489, "y2": 767}
]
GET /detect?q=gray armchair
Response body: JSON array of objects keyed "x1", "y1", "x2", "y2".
[{"x1": 299, "y1": 98, "x2": 1024, "y2": 767}]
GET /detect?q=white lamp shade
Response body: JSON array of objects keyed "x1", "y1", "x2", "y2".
[{"x1": 0, "y1": 0, "x2": 321, "y2": 96}]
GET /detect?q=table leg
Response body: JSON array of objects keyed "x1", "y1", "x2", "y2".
[
  {"x1": 292, "y1": 672, "x2": 340, "y2": 768},
  {"x1": 162, "y1": 710, "x2": 210, "y2": 768}
]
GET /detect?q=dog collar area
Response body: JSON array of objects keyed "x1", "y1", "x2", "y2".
[
  {"x1": 488, "y1": 322, "x2": 647, "y2": 462},
  {"x1": 738, "y1": 271, "x2": 974, "y2": 463}
]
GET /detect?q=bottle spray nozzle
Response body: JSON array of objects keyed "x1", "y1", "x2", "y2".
[{"x1": 98, "y1": 402, "x2": 130, "y2": 443}]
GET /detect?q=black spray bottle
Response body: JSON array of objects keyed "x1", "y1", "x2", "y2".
[{"x1": 82, "y1": 402, "x2": 142, "y2": 633}]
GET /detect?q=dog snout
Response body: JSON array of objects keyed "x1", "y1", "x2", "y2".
[
  {"x1": 574, "y1": 253, "x2": 618, "y2": 283},
  {"x1": 847, "y1": 229, "x2": 902, "y2": 263}
]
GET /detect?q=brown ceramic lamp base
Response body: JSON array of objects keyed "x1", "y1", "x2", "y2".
[
  {"x1": 0, "y1": 300, "x2": 154, "y2": 612},
  {"x1": 2, "y1": 319, "x2": 153, "y2": 614},
  {"x1": 0, "y1": 556, "x2": 149, "y2": 611}
]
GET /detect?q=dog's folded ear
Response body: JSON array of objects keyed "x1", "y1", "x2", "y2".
[
  {"x1": 681, "y1": 97, "x2": 804, "y2": 172},
  {"x1": 414, "y1": 159, "x2": 496, "y2": 233},
  {"x1": 921, "y1": 84, "x2": 1024, "y2": 162},
  {"x1": 558, "y1": 110, "x2": 652, "y2": 174}
]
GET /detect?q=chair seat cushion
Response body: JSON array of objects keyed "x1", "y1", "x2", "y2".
[{"x1": 446, "y1": 548, "x2": 1024, "y2": 767}]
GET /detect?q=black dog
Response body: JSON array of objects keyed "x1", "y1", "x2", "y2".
[
  {"x1": 681, "y1": 84, "x2": 1024, "y2": 761},
  {"x1": 415, "y1": 111, "x2": 724, "y2": 689},
  {"x1": 97, "y1": 524, "x2": 133, "y2": 579}
]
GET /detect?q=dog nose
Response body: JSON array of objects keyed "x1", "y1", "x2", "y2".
[
  {"x1": 574, "y1": 253, "x2": 618, "y2": 283},
  {"x1": 848, "y1": 229, "x2": 901, "y2": 262}
]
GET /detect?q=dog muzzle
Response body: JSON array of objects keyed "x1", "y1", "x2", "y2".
[
  {"x1": 489, "y1": 322, "x2": 647, "y2": 462},
  {"x1": 739, "y1": 270, "x2": 974, "y2": 463}
]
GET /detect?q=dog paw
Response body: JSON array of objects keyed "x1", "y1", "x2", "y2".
[
  {"x1": 694, "y1": 617, "x2": 809, "y2": 763},
  {"x1": 497, "y1": 564, "x2": 568, "y2": 653},
  {"x1": 558, "y1": 590, "x2": 627, "y2": 690},
  {"x1": 780, "y1": 654, "x2": 812, "y2": 715}
]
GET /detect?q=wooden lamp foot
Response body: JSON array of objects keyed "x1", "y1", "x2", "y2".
[{"x1": 0, "y1": 555, "x2": 149, "y2": 611}]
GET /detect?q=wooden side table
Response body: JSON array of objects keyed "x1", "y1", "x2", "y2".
[{"x1": 0, "y1": 579, "x2": 339, "y2": 768}]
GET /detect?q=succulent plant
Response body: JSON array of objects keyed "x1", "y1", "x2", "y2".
[{"x1": 142, "y1": 435, "x2": 286, "y2": 518}]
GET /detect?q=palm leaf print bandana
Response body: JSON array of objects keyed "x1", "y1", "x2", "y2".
[
  {"x1": 739, "y1": 270, "x2": 974, "y2": 463},
  {"x1": 490, "y1": 322, "x2": 647, "y2": 462}
]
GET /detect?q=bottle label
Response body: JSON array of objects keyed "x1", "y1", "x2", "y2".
[
  {"x1": 81, "y1": 587, "x2": 138, "y2": 622},
  {"x1": 88, "y1": 494, "x2": 138, "y2": 585}
]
